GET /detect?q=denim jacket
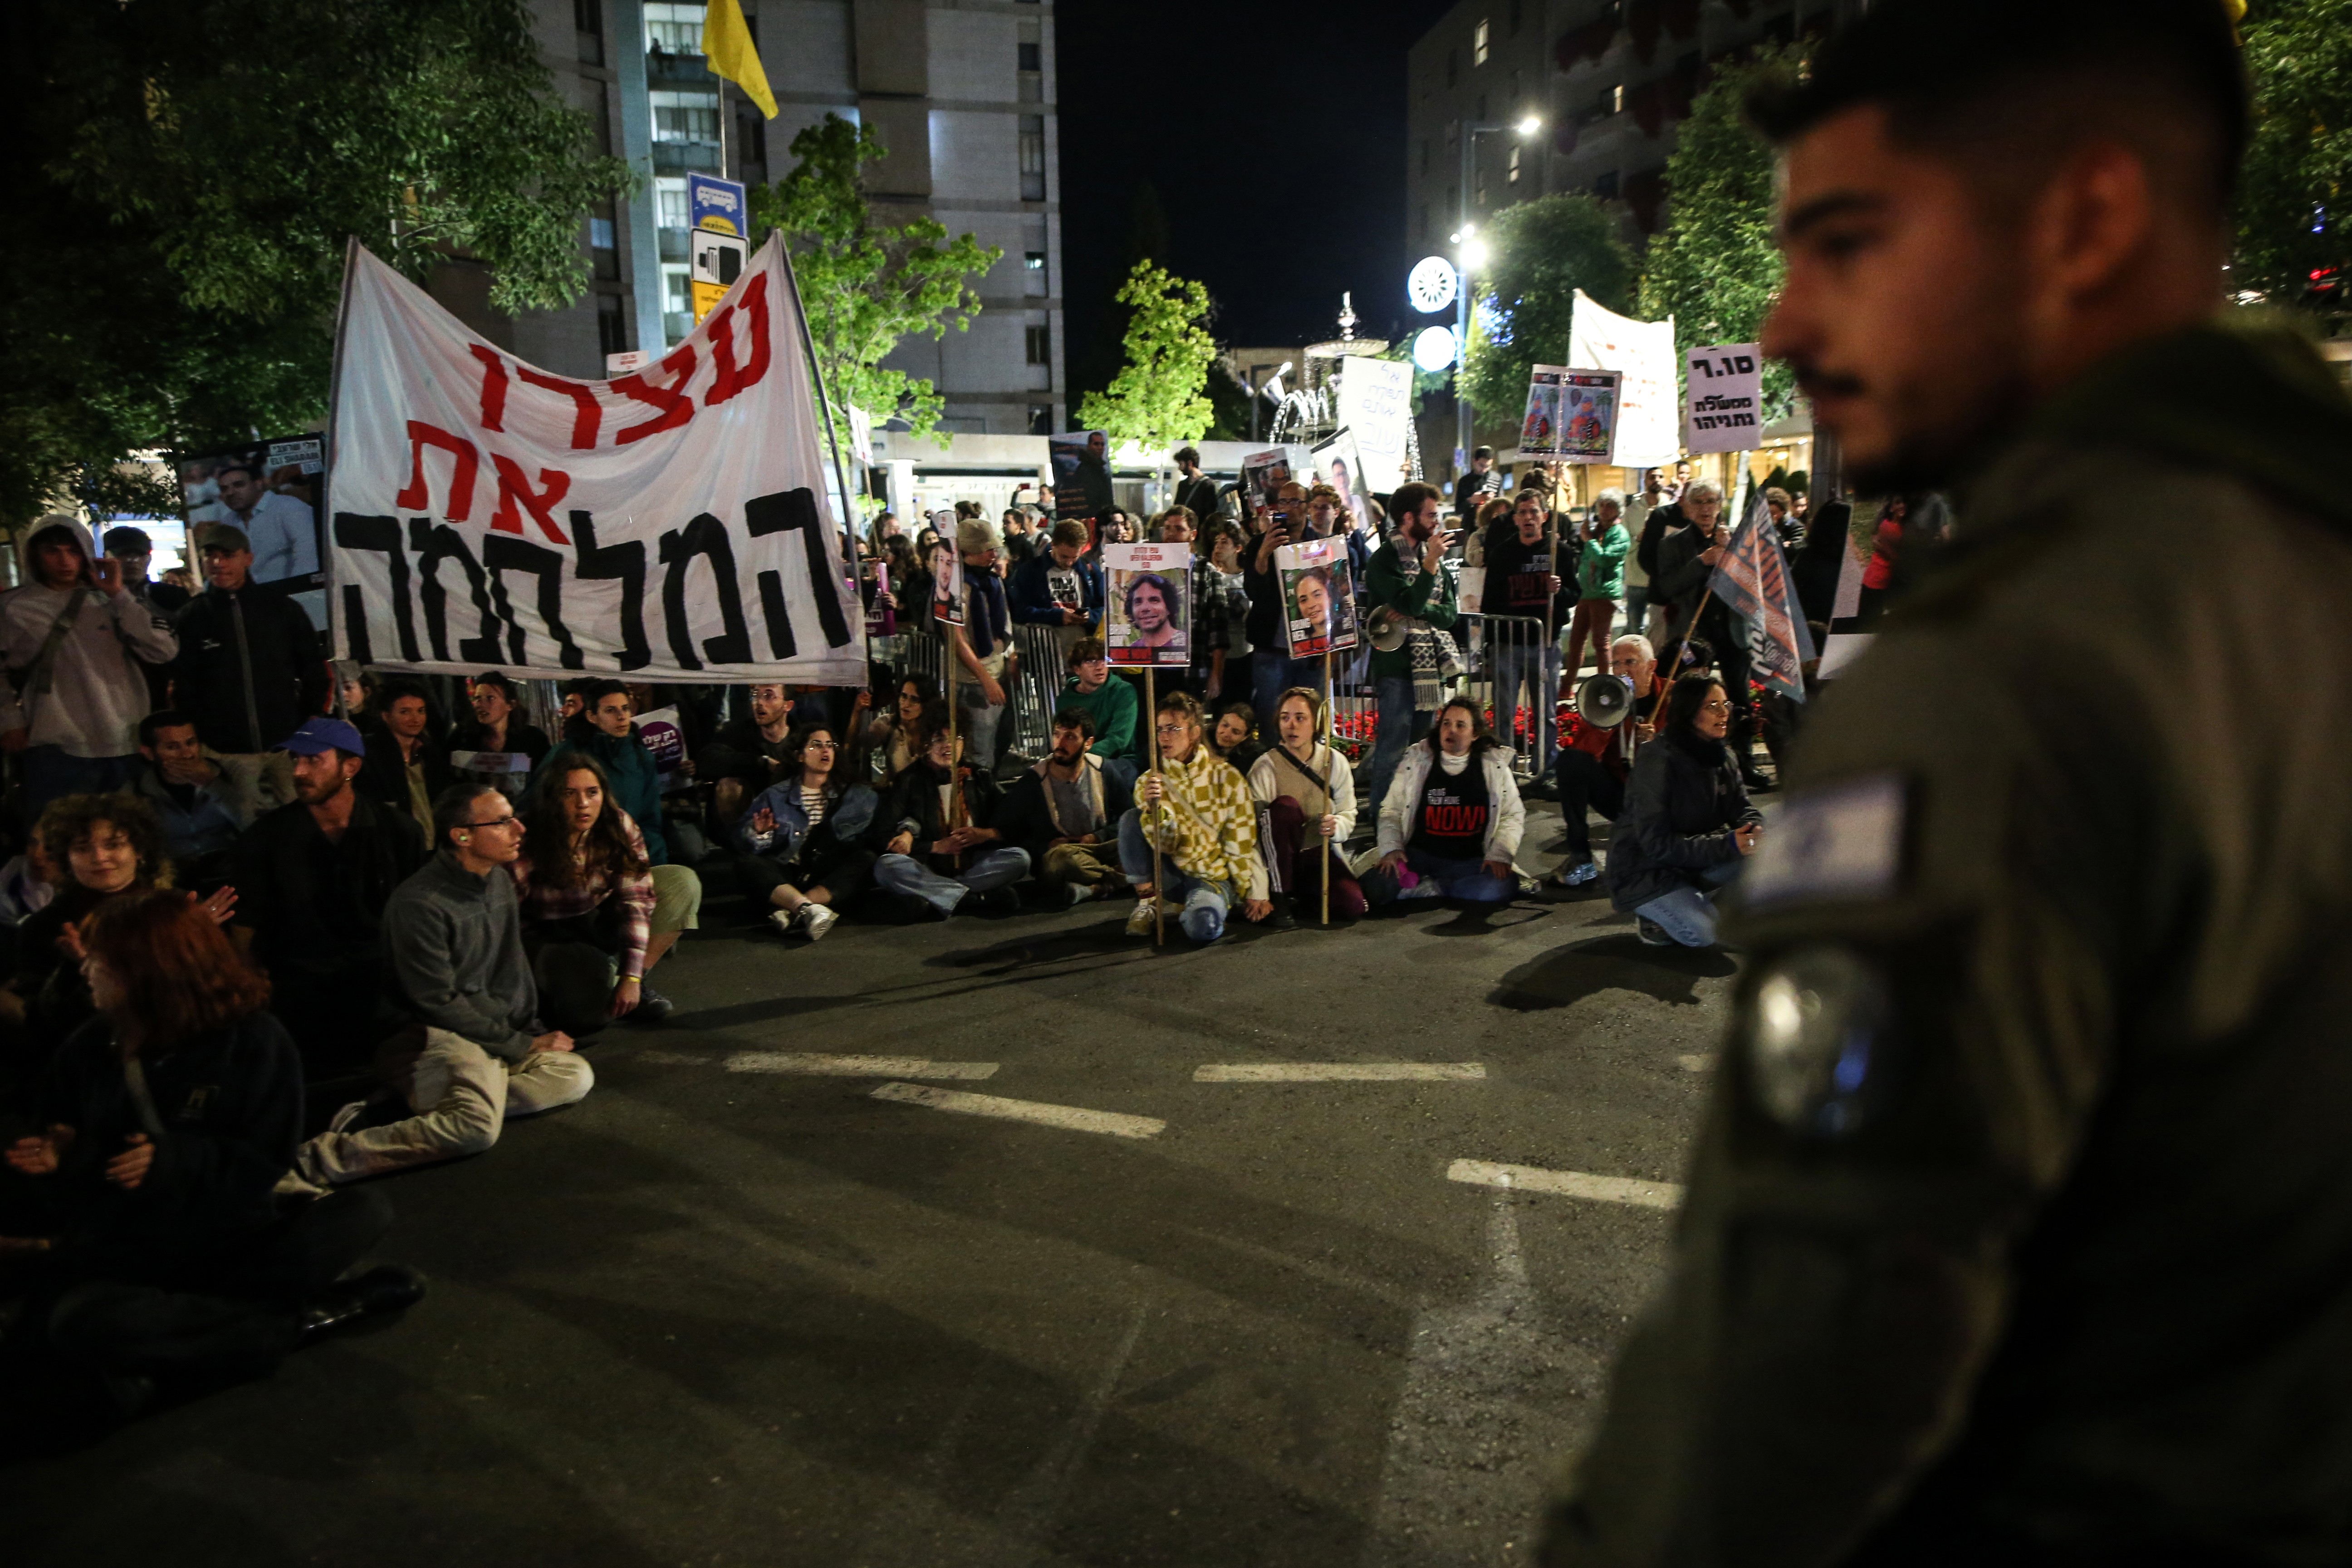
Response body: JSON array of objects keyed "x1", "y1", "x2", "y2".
[{"x1": 736, "y1": 780, "x2": 879, "y2": 863}]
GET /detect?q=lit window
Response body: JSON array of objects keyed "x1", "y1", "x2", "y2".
[
  {"x1": 1473, "y1": 19, "x2": 1490, "y2": 66},
  {"x1": 644, "y1": 1, "x2": 704, "y2": 54},
  {"x1": 655, "y1": 177, "x2": 690, "y2": 230},
  {"x1": 1612, "y1": 83, "x2": 1625, "y2": 114},
  {"x1": 651, "y1": 90, "x2": 719, "y2": 144},
  {"x1": 1508, "y1": 145, "x2": 1521, "y2": 184}
]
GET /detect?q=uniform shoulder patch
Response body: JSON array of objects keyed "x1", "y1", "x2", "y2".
[{"x1": 1743, "y1": 772, "x2": 1906, "y2": 910}]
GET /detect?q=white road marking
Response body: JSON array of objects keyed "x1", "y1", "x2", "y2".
[
  {"x1": 1446, "y1": 1158, "x2": 1684, "y2": 1210},
  {"x1": 1678, "y1": 1054, "x2": 1714, "y2": 1073},
  {"x1": 630, "y1": 1049, "x2": 711, "y2": 1066},
  {"x1": 728, "y1": 1053, "x2": 999, "y2": 1079},
  {"x1": 869, "y1": 1082, "x2": 1166, "y2": 1140},
  {"x1": 1192, "y1": 1062, "x2": 1487, "y2": 1083}
]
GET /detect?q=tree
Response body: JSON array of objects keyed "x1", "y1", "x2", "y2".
[
  {"x1": 1457, "y1": 195, "x2": 1637, "y2": 418},
  {"x1": 2, "y1": 0, "x2": 634, "y2": 522},
  {"x1": 2236, "y1": 0, "x2": 2352, "y2": 328},
  {"x1": 750, "y1": 115, "x2": 1001, "y2": 442},
  {"x1": 1638, "y1": 44, "x2": 1804, "y2": 419},
  {"x1": 1076, "y1": 263, "x2": 1217, "y2": 450}
]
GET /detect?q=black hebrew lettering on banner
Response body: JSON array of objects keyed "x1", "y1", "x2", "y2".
[{"x1": 325, "y1": 236, "x2": 863, "y2": 683}]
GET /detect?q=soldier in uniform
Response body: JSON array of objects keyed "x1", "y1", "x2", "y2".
[{"x1": 1543, "y1": 2, "x2": 2352, "y2": 1563}]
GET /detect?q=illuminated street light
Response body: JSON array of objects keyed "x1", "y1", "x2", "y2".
[
  {"x1": 1515, "y1": 115, "x2": 1543, "y2": 137},
  {"x1": 1459, "y1": 237, "x2": 1490, "y2": 272}
]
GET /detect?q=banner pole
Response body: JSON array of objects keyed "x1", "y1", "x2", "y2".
[
  {"x1": 1652, "y1": 583, "x2": 1715, "y2": 726},
  {"x1": 776, "y1": 238, "x2": 873, "y2": 672},
  {"x1": 1146, "y1": 666, "x2": 1164, "y2": 946},
  {"x1": 1321, "y1": 644, "x2": 1333, "y2": 926},
  {"x1": 322, "y1": 236, "x2": 363, "y2": 667}
]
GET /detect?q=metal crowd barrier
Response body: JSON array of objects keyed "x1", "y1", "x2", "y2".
[
  {"x1": 1453, "y1": 612, "x2": 1554, "y2": 779},
  {"x1": 878, "y1": 624, "x2": 1068, "y2": 765}
]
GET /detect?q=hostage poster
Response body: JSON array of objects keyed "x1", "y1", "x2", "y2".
[
  {"x1": 1276, "y1": 536, "x2": 1357, "y2": 658},
  {"x1": 1101, "y1": 542, "x2": 1189, "y2": 666},
  {"x1": 1048, "y1": 430, "x2": 1116, "y2": 522},
  {"x1": 176, "y1": 434, "x2": 329, "y2": 627},
  {"x1": 1558, "y1": 371, "x2": 1622, "y2": 464},
  {"x1": 1310, "y1": 427, "x2": 1375, "y2": 533},
  {"x1": 326, "y1": 235, "x2": 862, "y2": 683},
  {"x1": 1518, "y1": 366, "x2": 1568, "y2": 461}
]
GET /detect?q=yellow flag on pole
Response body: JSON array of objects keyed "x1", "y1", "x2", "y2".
[{"x1": 704, "y1": 0, "x2": 777, "y2": 119}]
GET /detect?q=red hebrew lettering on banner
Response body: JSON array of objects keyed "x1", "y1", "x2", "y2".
[{"x1": 326, "y1": 235, "x2": 861, "y2": 682}]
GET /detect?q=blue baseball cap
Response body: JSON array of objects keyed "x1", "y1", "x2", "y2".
[{"x1": 278, "y1": 717, "x2": 367, "y2": 757}]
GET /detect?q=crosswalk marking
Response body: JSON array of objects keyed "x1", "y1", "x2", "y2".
[
  {"x1": 1446, "y1": 1158, "x2": 1682, "y2": 1210},
  {"x1": 870, "y1": 1083, "x2": 1166, "y2": 1140},
  {"x1": 1192, "y1": 1062, "x2": 1486, "y2": 1083}
]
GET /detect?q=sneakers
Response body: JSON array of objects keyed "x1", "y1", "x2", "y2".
[
  {"x1": 1125, "y1": 899, "x2": 1159, "y2": 937},
  {"x1": 299, "y1": 1263, "x2": 429, "y2": 1347},
  {"x1": 1552, "y1": 859, "x2": 1600, "y2": 888},
  {"x1": 628, "y1": 983, "x2": 673, "y2": 1025},
  {"x1": 1637, "y1": 917, "x2": 1676, "y2": 947},
  {"x1": 978, "y1": 883, "x2": 1022, "y2": 916},
  {"x1": 800, "y1": 904, "x2": 839, "y2": 941}
]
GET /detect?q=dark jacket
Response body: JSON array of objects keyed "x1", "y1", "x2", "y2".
[
  {"x1": 1483, "y1": 529, "x2": 1576, "y2": 627},
  {"x1": 1654, "y1": 519, "x2": 1738, "y2": 647},
  {"x1": 1634, "y1": 498, "x2": 1686, "y2": 584},
  {"x1": 696, "y1": 715, "x2": 794, "y2": 789},
  {"x1": 535, "y1": 722, "x2": 668, "y2": 866},
  {"x1": 447, "y1": 719, "x2": 551, "y2": 798},
  {"x1": 1174, "y1": 472, "x2": 1221, "y2": 524},
  {"x1": 1790, "y1": 499, "x2": 1852, "y2": 627},
  {"x1": 382, "y1": 849, "x2": 538, "y2": 1061},
  {"x1": 997, "y1": 753, "x2": 1134, "y2": 860},
  {"x1": 234, "y1": 793, "x2": 428, "y2": 990},
  {"x1": 10, "y1": 882, "x2": 151, "y2": 1071},
  {"x1": 1604, "y1": 728, "x2": 1759, "y2": 913},
  {"x1": 168, "y1": 583, "x2": 328, "y2": 754},
  {"x1": 1007, "y1": 551, "x2": 1105, "y2": 627},
  {"x1": 39, "y1": 1011, "x2": 303, "y2": 1273},
  {"x1": 356, "y1": 729, "x2": 455, "y2": 829},
  {"x1": 874, "y1": 758, "x2": 1008, "y2": 875}
]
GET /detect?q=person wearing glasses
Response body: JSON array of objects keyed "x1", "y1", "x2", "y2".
[
  {"x1": 290, "y1": 783, "x2": 593, "y2": 1186},
  {"x1": 1603, "y1": 670, "x2": 1764, "y2": 948}
]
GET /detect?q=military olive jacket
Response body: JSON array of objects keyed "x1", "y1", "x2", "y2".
[{"x1": 1545, "y1": 326, "x2": 2352, "y2": 1566}]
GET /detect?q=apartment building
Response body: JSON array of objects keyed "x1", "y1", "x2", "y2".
[{"x1": 492, "y1": 0, "x2": 1063, "y2": 436}]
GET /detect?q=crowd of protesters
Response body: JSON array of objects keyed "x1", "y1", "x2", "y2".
[{"x1": 0, "y1": 447, "x2": 1891, "y2": 1438}]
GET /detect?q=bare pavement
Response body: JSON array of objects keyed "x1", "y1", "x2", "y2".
[{"x1": 1, "y1": 838, "x2": 1740, "y2": 1568}]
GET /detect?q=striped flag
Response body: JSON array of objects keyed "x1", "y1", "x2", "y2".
[{"x1": 1707, "y1": 492, "x2": 1817, "y2": 701}]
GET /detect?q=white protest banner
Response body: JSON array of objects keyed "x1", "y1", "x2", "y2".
[
  {"x1": 1558, "y1": 370, "x2": 1622, "y2": 464},
  {"x1": 1568, "y1": 290, "x2": 1680, "y2": 469},
  {"x1": 1275, "y1": 536, "x2": 1358, "y2": 658},
  {"x1": 1337, "y1": 358, "x2": 1415, "y2": 489},
  {"x1": 1102, "y1": 542, "x2": 1190, "y2": 666},
  {"x1": 1519, "y1": 366, "x2": 1567, "y2": 461},
  {"x1": 326, "y1": 235, "x2": 862, "y2": 683},
  {"x1": 1683, "y1": 342, "x2": 1763, "y2": 454}
]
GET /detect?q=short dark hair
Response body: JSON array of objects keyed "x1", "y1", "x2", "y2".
[
  {"x1": 1123, "y1": 572, "x2": 1176, "y2": 617},
  {"x1": 1050, "y1": 706, "x2": 1096, "y2": 739},
  {"x1": 1214, "y1": 701, "x2": 1254, "y2": 734},
  {"x1": 137, "y1": 709, "x2": 196, "y2": 749},
  {"x1": 1745, "y1": 0, "x2": 2247, "y2": 216},
  {"x1": 581, "y1": 678, "x2": 631, "y2": 711},
  {"x1": 377, "y1": 676, "x2": 430, "y2": 712},
  {"x1": 471, "y1": 671, "x2": 518, "y2": 700},
  {"x1": 1070, "y1": 636, "x2": 1107, "y2": 667},
  {"x1": 1471, "y1": 446, "x2": 1494, "y2": 462},
  {"x1": 214, "y1": 460, "x2": 260, "y2": 483},
  {"x1": 1390, "y1": 481, "x2": 1444, "y2": 524},
  {"x1": 432, "y1": 783, "x2": 505, "y2": 850},
  {"x1": 102, "y1": 526, "x2": 153, "y2": 555},
  {"x1": 1173, "y1": 446, "x2": 1201, "y2": 467}
]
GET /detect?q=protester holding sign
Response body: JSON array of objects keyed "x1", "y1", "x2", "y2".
[
  {"x1": 998, "y1": 709, "x2": 1135, "y2": 907},
  {"x1": 1245, "y1": 686, "x2": 1365, "y2": 921},
  {"x1": 1102, "y1": 542, "x2": 1190, "y2": 667},
  {"x1": 871, "y1": 721, "x2": 1028, "y2": 920},
  {"x1": 1276, "y1": 537, "x2": 1358, "y2": 661},
  {"x1": 1245, "y1": 483, "x2": 1320, "y2": 723},
  {"x1": 1117, "y1": 691, "x2": 1269, "y2": 944},
  {"x1": 448, "y1": 672, "x2": 550, "y2": 804},
  {"x1": 1482, "y1": 490, "x2": 1573, "y2": 773}
]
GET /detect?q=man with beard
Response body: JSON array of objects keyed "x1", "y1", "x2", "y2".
[
  {"x1": 230, "y1": 718, "x2": 427, "y2": 1073},
  {"x1": 1124, "y1": 572, "x2": 1181, "y2": 652},
  {"x1": 998, "y1": 709, "x2": 1136, "y2": 906},
  {"x1": 697, "y1": 681, "x2": 801, "y2": 826},
  {"x1": 1541, "y1": 5, "x2": 2352, "y2": 1563}
]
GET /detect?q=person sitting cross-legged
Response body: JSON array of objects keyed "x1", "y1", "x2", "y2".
[
  {"x1": 736, "y1": 723, "x2": 879, "y2": 943},
  {"x1": 870, "y1": 718, "x2": 1030, "y2": 921},
  {"x1": 289, "y1": 784, "x2": 593, "y2": 1187},
  {"x1": 507, "y1": 755, "x2": 702, "y2": 1033},
  {"x1": 1245, "y1": 686, "x2": 1367, "y2": 922},
  {"x1": 1603, "y1": 670, "x2": 1764, "y2": 949},
  {"x1": 1057, "y1": 638, "x2": 1138, "y2": 770},
  {"x1": 1549, "y1": 633, "x2": 1669, "y2": 888},
  {"x1": 1363, "y1": 697, "x2": 1527, "y2": 916},
  {"x1": 1117, "y1": 691, "x2": 1272, "y2": 944},
  {"x1": 998, "y1": 707, "x2": 1135, "y2": 907},
  {"x1": 0, "y1": 891, "x2": 421, "y2": 1441}
]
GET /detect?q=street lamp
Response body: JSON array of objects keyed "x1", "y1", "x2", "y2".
[{"x1": 1455, "y1": 115, "x2": 1544, "y2": 479}]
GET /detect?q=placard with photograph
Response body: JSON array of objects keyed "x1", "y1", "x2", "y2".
[
  {"x1": 1101, "y1": 542, "x2": 1191, "y2": 666},
  {"x1": 1275, "y1": 536, "x2": 1358, "y2": 658}
]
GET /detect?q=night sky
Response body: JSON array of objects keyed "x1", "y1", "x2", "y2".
[{"x1": 1054, "y1": 0, "x2": 1458, "y2": 404}]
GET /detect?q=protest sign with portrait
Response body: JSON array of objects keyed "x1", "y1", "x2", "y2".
[
  {"x1": 1276, "y1": 536, "x2": 1358, "y2": 658},
  {"x1": 1048, "y1": 430, "x2": 1116, "y2": 521},
  {"x1": 1558, "y1": 370, "x2": 1623, "y2": 464},
  {"x1": 178, "y1": 434, "x2": 329, "y2": 627},
  {"x1": 1518, "y1": 367, "x2": 1568, "y2": 461},
  {"x1": 1310, "y1": 428, "x2": 1376, "y2": 533},
  {"x1": 928, "y1": 540, "x2": 965, "y2": 628},
  {"x1": 1102, "y1": 542, "x2": 1190, "y2": 666}
]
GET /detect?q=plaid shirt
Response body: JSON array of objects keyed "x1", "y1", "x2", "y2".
[
  {"x1": 1138, "y1": 745, "x2": 1262, "y2": 892},
  {"x1": 1191, "y1": 557, "x2": 1248, "y2": 656},
  {"x1": 505, "y1": 809, "x2": 658, "y2": 980}
]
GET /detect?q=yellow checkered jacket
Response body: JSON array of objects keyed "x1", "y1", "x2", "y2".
[{"x1": 1139, "y1": 746, "x2": 1262, "y2": 892}]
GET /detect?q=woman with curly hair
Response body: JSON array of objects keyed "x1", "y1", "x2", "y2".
[
  {"x1": 1, "y1": 890, "x2": 420, "y2": 1435},
  {"x1": 507, "y1": 753, "x2": 701, "y2": 1034},
  {"x1": 1, "y1": 794, "x2": 234, "y2": 1106}
]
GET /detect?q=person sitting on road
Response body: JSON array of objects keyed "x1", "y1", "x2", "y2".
[
  {"x1": 508, "y1": 755, "x2": 701, "y2": 1033},
  {"x1": 354, "y1": 678, "x2": 454, "y2": 848},
  {"x1": 0, "y1": 891, "x2": 421, "y2": 1441},
  {"x1": 1208, "y1": 701, "x2": 1267, "y2": 777},
  {"x1": 1363, "y1": 697, "x2": 1526, "y2": 915},
  {"x1": 865, "y1": 675, "x2": 940, "y2": 785},
  {"x1": 447, "y1": 672, "x2": 550, "y2": 804},
  {"x1": 1057, "y1": 638, "x2": 1138, "y2": 769},
  {"x1": 698, "y1": 681, "x2": 804, "y2": 825},
  {"x1": 736, "y1": 723, "x2": 879, "y2": 943},
  {"x1": 1604, "y1": 670, "x2": 1764, "y2": 949},
  {"x1": 289, "y1": 784, "x2": 593, "y2": 1187},
  {"x1": 870, "y1": 718, "x2": 1030, "y2": 921},
  {"x1": 1245, "y1": 686, "x2": 1366, "y2": 922},
  {"x1": 1550, "y1": 634, "x2": 1668, "y2": 888},
  {"x1": 230, "y1": 718, "x2": 426, "y2": 1079},
  {"x1": 132, "y1": 709, "x2": 250, "y2": 889},
  {"x1": 534, "y1": 680, "x2": 672, "y2": 867},
  {"x1": 1117, "y1": 691, "x2": 1271, "y2": 943},
  {"x1": 998, "y1": 708, "x2": 1135, "y2": 907},
  {"x1": 1, "y1": 794, "x2": 235, "y2": 1108}
]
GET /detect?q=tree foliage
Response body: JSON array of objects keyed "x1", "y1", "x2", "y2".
[
  {"x1": 1638, "y1": 44, "x2": 1803, "y2": 419},
  {"x1": 1458, "y1": 195, "x2": 1637, "y2": 416},
  {"x1": 750, "y1": 115, "x2": 1000, "y2": 443},
  {"x1": 3, "y1": 0, "x2": 634, "y2": 522},
  {"x1": 1076, "y1": 263, "x2": 1218, "y2": 449},
  {"x1": 2236, "y1": 0, "x2": 2352, "y2": 328}
]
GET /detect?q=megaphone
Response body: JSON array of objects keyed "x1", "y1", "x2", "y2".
[
  {"x1": 1368, "y1": 607, "x2": 1409, "y2": 652},
  {"x1": 1574, "y1": 672, "x2": 1636, "y2": 728}
]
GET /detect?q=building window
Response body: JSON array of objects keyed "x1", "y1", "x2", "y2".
[
  {"x1": 1026, "y1": 325, "x2": 1051, "y2": 366},
  {"x1": 1024, "y1": 250, "x2": 1048, "y2": 296},
  {"x1": 651, "y1": 89, "x2": 719, "y2": 145},
  {"x1": 662, "y1": 265, "x2": 694, "y2": 344},
  {"x1": 589, "y1": 216, "x2": 616, "y2": 250},
  {"x1": 1595, "y1": 170, "x2": 1620, "y2": 200},
  {"x1": 1019, "y1": 116, "x2": 1046, "y2": 201},
  {"x1": 1508, "y1": 144, "x2": 1521, "y2": 184},
  {"x1": 575, "y1": 0, "x2": 604, "y2": 64},
  {"x1": 1028, "y1": 404, "x2": 1053, "y2": 436},
  {"x1": 1018, "y1": 41, "x2": 1041, "y2": 71},
  {"x1": 1473, "y1": 19, "x2": 1490, "y2": 66},
  {"x1": 1612, "y1": 83, "x2": 1626, "y2": 114},
  {"x1": 597, "y1": 293, "x2": 628, "y2": 357},
  {"x1": 655, "y1": 177, "x2": 690, "y2": 230},
  {"x1": 644, "y1": 1, "x2": 704, "y2": 54}
]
